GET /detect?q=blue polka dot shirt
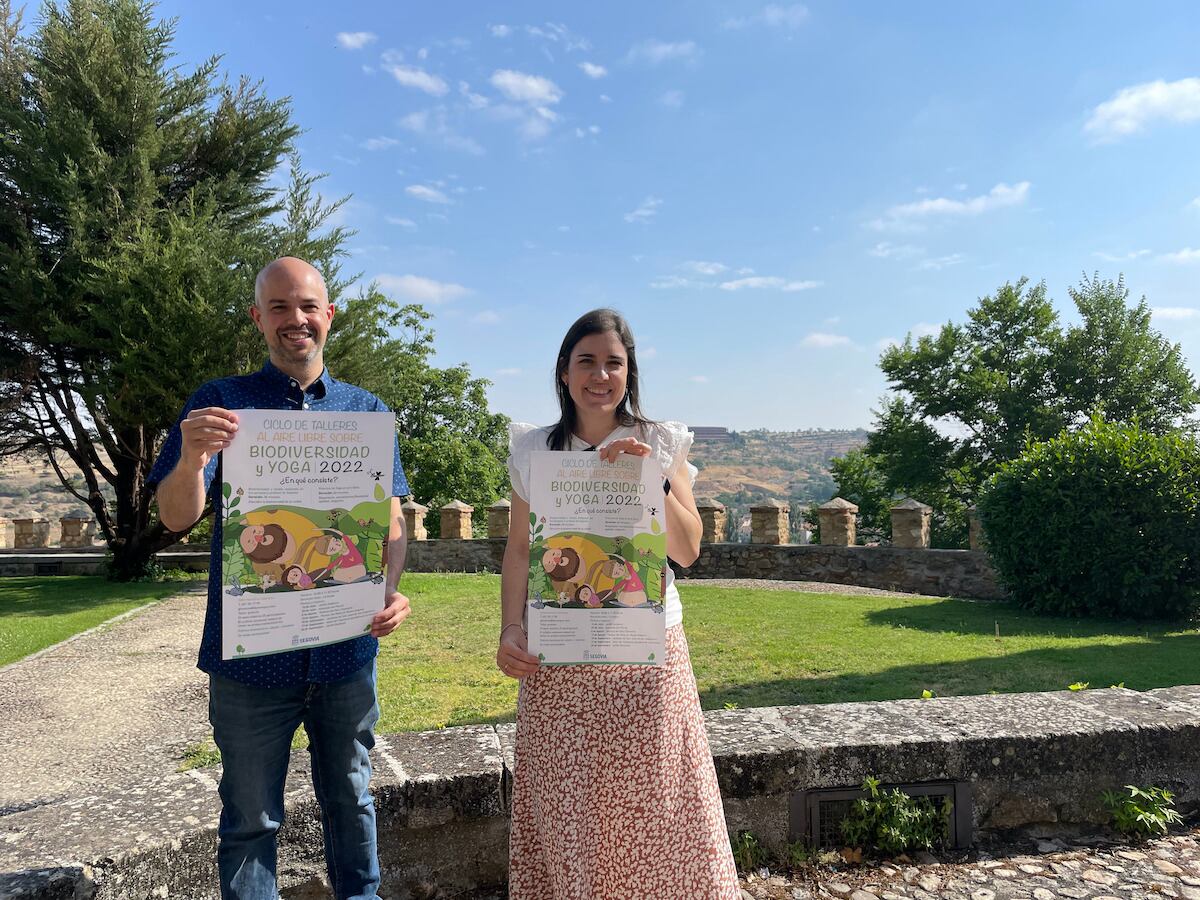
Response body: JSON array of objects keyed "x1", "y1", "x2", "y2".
[{"x1": 149, "y1": 360, "x2": 411, "y2": 687}]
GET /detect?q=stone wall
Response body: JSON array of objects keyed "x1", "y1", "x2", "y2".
[{"x1": 3, "y1": 686, "x2": 1197, "y2": 898}]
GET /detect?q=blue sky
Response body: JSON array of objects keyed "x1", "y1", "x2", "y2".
[{"x1": 152, "y1": 1, "x2": 1200, "y2": 430}]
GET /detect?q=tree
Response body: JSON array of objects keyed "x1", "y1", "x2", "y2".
[
  {"x1": 827, "y1": 276, "x2": 1198, "y2": 548},
  {"x1": 0, "y1": 0, "x2": 303, "y2": 577},
  {"x1": 323, "y1": 300, "x2": 510, "y2": 536}
]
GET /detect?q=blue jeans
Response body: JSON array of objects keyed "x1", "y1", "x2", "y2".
[{"x1": 208, "y1": 661, "x2": 380, "y2": 900}]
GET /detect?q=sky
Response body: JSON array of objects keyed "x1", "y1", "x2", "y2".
[{"x1": 147, "y1": 1, "x2": 1200, "y2": 430}]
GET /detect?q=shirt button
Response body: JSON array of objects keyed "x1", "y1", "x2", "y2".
[{"x1": 303, "y1": 403, "x2": 310, "y2": 409}]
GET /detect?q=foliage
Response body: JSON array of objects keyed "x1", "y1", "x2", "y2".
[
  {"x1": 730, "y1": 830, "x2": 769, "y2": 872},
  {"x1": 0, "y1": 0, "x2": 300, "y2": 577},
  {"x1": 839, "y1": 777, "x2": 951, "y2": 855},
  {"x1": 323, "y1": 300, "x2": 509, "y2": 536},
  {"x1": 1102, "y1": 785, "x2": 1183, "y2": 838},
  {"x1": 979, "y1": 418, "x2": 1200, "y2": 619},
  {"x1": 826, "y1": 276, "x2": 1199, "y2": 548}
]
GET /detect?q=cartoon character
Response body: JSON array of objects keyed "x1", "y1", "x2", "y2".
[
  {"x1": 259, "y1": 573, "x2": 278, "y2": 592},
  {"x1": 310, "y1": 531, "x2": 367, "y2": 583},
  {"x1": 604, "y1": 556, "x2": 648, "y2": 607},
  {"x1": 282, "y1": 565, "x2": 315, "y2": 590},
  {"x1": 239, "y1": 523, "x2": 296, "y2": 567},
  {"x1": 574, "y1": 584, "x2": 603, "y2": 608}
]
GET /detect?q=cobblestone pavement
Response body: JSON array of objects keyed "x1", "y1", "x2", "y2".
[
  {"x1": 734, "y1": 829, "x2": 1200, "y2": 900},
  {"x1": 0, "y1": 588, "x2": 209, "y2": 812}
]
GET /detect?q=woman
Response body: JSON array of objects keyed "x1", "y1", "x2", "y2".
[{"x1": 497, "y1": 309, "x2": 740, "y2": 898}]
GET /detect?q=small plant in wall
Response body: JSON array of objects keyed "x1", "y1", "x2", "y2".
[
  {"x1": 730, "y1": 830, "x2": 769, "y2": 872},
  {"x1": 1102, "y1": 785, "x2": 1182, "y2": 838},
  {"x1": 840, "y1": 776, "x2": 952, "y2": 856}
]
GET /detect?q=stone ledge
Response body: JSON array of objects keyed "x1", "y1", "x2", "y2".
[{"x1": 2, "y1": 686, "x2": 1197, "y2": 899}]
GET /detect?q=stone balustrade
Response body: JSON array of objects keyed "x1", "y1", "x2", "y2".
[
  {"x1": 750, "y1": 498, "x2": 788, "y2": 544},
  {"x1": 400, "y1": 499, "x2": 428, "y2": 541},
  {"x1": 439, "y1": 499, "x2": 474, "y2": 540},
  {"x1": 0, "y1": 517, "x2": 9, "y2": 550},
  {"x1": 13, "y1": 518, "x2": 50, "y2": 549},
  {"x1": 58, "y1": 515, "x2": 96, "y2": 548},
  {"x1": 695, "y1": 497, "x2": 726, "y2": 543},
  {"x1": 487, "y1": 499, "x2": 511, "y2": 539},
  {"x1": 890, "y1": 497, "x2": 932, "y2": 549}
]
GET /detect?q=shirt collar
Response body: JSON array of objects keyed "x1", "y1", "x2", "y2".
[{"x1": 259, "y1": 359, "x2": 333, "y2": 399}]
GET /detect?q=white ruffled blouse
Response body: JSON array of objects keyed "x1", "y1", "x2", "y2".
[{"x1": 507, "y1": 420, "x2": 697, "y2": 628}]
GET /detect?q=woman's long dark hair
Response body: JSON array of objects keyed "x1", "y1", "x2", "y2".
[{"x1": 547, "y1": 308, "x2": 653, "y2": 450}]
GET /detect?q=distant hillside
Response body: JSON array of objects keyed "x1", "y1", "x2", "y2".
[
  {"x1": 689, "y1": 428, "x2": 868, "y2": 540},
  {"x1": 0, "y1": 453, "x2": 106, "y2": 536}
]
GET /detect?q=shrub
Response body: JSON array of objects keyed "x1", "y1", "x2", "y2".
[
  {"x1": 839, "y1": 776, "x2": 951, "y2": 855},
  {"x1": 1102, "y1": 785, "x2": 1182, "y2": 837},
  {"x1": 978, "y1": 418, "x2": 1200, "y2": 619}
]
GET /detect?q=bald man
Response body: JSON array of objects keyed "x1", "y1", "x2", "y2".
[{"x1": 150, "y1": 258, "x2": 411, "y2": 900}]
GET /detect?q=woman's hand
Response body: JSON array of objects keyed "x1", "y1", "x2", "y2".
[
  {"x1": 597, "y1": 437, "x2": 651, "y2": 462},
  {"x1": 497, "y1": 624, "x2": 540, "y2": 680}
]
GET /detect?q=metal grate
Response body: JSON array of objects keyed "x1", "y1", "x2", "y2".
[
  {"x1": 35, "y1": 561, "x2": 63, "y2": 576},
  {"x1": 789, "y1": 780, "x2": 972, "y2": 849}
]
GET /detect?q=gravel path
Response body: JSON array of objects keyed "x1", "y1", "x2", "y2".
[{"x1": 0, "y1": 588, "x2": 210, "y2": 813}]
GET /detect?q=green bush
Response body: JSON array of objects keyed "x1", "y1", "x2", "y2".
[
  {"x1": 979, "y1": 418, "x2": 1200, "y2": 619},
  {"x1": 1102, "y1": 785, "x2": 1182, "y2": 837},
  {"x1": 839, "y1": 776, "x2": 951, "y2": 854}
]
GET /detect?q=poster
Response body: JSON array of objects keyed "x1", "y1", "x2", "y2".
[
  {"x1": 526, "y1": 450, "x2": 667, "y2": 665},
  {"x1": 219, "y1": 410, "x2": 395, "y2": 659}
]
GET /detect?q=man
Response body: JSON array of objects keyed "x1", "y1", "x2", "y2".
[{"x1": 151, "y1": 257, "x2": 411, "y2": 900}]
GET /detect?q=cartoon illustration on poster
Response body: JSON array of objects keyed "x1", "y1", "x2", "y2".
[
  {"x1": 220, "y1": 410, "x2": 395, "y2": 659},
  {"x1": 527, "y1": 450, "x2": 667, "y2": 665}
]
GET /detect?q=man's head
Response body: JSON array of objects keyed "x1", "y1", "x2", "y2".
[{"x1": 250, "y1": 257, "x2": 334, "y2": 372}]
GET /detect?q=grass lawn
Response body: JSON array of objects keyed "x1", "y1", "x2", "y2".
[
  {"x1": 376, "y1": 573, "x2": 1200, "y2": 733},
  {"x1": 0, "y1": 575, "x2": 199, "y2": 667}
]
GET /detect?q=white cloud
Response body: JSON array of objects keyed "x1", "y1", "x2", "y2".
[
  {"x1": 496, "y1": 367, "x2": 522, "y2": 376},
  {"x1": 600, "y1": 94, "x2": 612, "y2": 103},
  {"x1": 405, "y1": 184, "x2": 452, "y2": 204},
  {"x1": 459, "y1": 81, "x2": 489, "y2": 109},
  {"x1": 640, "y1": 346, "x2": 658, "y2": 360},
  {"x1": 1085, "y1": 78, "x2": 1200, "y2": 142},
  {"x1": 490, "y1": 69, "x2": 563, "y2": 105},
  {"x1": 870, "y1": 181, "x2": 1030, "y2": 231},
  {"x1": 659, "y1": 89, "x2": 685, "y2": 108},
  {"x1": 719, "y1": 276, "x2": 821, "y2": 291},
  {"x1": 917, "y1": 253, "x2": 966, "y2": 271},
  {"x1": 801, "y1": 332, "x2": 852, "y2": 348},
  {"x1": 1092, "y1": 249, "x2": 1152, "y2": 262},
  {"x1": 1160, "y1": 247, "x2": 1200, "y2": 263},
  {"x1": 375, "y1": 274, "x2": 470, "y2": 304},
  {"x1": 400, "y1": 110, "x2": 485, "y2": 156},
  {"x1": 682, "y1": 260, "x2": 728, "y2": 275},
  {"x1": 626, "y1": 39, "x2": 699, "y2": 65},
  {"x1": 876, "y1": 337, "x2": 901, "y2": 351},
  {"x1": 624, "y1": 196, "x2": 662, "y2": 224},
  {"x1": 579, "y1": 62, "x2": 608, "y2": 79},
  {"x1": 1151, "y1": 306, "x2": 1199, "y2": 319},
  {"x1": 383, "y1": 61, "x2": 449, "y2": 96},
  {"x1": 869, "y1": 242, "x2": 922, "y2": 260},
  {"x1": 1190, "y1": 196, "x2": 1200, "y2": 212},
  {"x1": 471, "y1": 310, "x2": 501, "y2": 325},
  {"x1": 489, "y1": 24, "x2": 512, "y2": 38},
  {"x1": 650, "y1": 275, "x2": 700, "y2": 289},
  {"x1": 361, "y1": 136, "x2": 399, "y2": 151},
  {"x1": 689, "y1": 375, "x2": 710, "y2": 383},
  {"x1": 385, "y1": 216, "x2": 417, "y2": 229},
  {"x1": 911, "y1": 322, "x2": 942, "y2": 338},
  {"x1": 336, "y1": 31, "x2": 377, "y2": 50},
  {"x1": 725, "y1": 4, "x2": 809, "y2": 29}
]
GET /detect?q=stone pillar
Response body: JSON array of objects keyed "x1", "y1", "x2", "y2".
[
  {"x1": 440, "y1": 500, "x2": 475, "y2": 540},
  {"x1": 401, "y1": 499, "x2": 429, "y2": 541},
  {"x1": 59, "y1": 515, "x2": 96, "y2": 548},
  {"x1": 817, "y1": 498, "x2": 858, "y2": 546},
  {"x1": 695, "y1": 497, "x2": 726, "y2": 543},
  {"x1": 750, "y1": 499, "x2": 789, "y2": 545},
  {"x1": 488, "y1": 499, "x2": 511, "y2": 539},
  {"x1": 14, "y1": 517, "x2": 51, "y2": 549},
  {"x1": 890, "y1": 498, "x2": 932, "y2": 549},
  {"x1": 967, "y1": 504, "x2": 986, "y2": 551},
  {"x1": 0, "y1": 517, "x2": 10, "y2": 549}
]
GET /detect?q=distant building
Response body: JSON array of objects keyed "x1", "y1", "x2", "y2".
[{"x1": 691, "y1": 426, "x2": 734, "y2": 442}]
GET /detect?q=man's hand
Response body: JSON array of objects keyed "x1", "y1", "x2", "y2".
[
  {"x1": 180, "y1": 407, "x2": 239, "y2": 470},
  {"x1": 371, "y1": 590, "x2": 411, "y2": 638}
]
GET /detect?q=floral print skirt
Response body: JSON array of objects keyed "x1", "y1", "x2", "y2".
[{"x1": 508, "y1": 625, "x2": 741, "y2": 899}]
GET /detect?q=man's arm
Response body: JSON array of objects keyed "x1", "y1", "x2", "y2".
[
  {"x1": 157, "y1": 407, "x2": 239, "y2": 532},
  {"x1": 372, "y1": 496, "x2": 410, "y2": 637}
]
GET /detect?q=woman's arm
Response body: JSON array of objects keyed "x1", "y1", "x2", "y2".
[
  {"x1": 663, "y1": 458, "x2": 702, "y2": 567},
  {"x1": 497, "y1": 491, "x2": 540, "y2": 679}
]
